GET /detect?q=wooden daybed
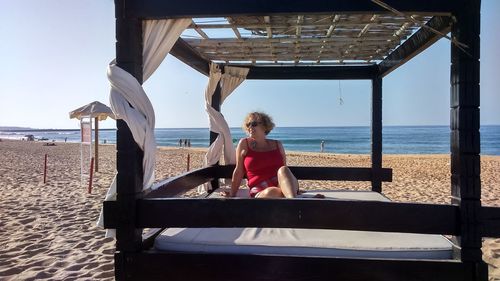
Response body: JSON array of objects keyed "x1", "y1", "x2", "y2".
[{"x1": 103, "y1": 1, "x2": 500, "y2": 280}]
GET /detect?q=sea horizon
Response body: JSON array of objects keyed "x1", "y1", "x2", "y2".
[
  {"x1": 2, "y1": 124, "x2": 500, "y2": 131},
  {"x1": 1, "y1": 125, "x2": 499, "y2": 156}
]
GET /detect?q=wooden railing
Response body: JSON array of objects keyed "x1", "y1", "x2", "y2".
[{"x1": 144, "y1": 165, "x2": 392, "y2": 198}]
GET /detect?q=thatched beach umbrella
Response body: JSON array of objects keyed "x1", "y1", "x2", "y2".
[{"x1": 69, "y1": 101, "x2": 115, "y2": 172}]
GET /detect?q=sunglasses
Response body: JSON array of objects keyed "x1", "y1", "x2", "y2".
[{"x1": 246, "y1": 121, "x2": 262, "y2": 128}]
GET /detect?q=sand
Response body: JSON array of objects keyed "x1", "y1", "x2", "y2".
[{"x1": 0, "y1": 139, "x2": 499, "y2": 280}]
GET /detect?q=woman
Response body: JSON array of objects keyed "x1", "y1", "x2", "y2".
[{"x1": 223, "y1": 112, "x2": 299, "y2": 198}]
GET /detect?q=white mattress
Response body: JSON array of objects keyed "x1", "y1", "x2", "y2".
[{"x1": 154, "y1": 190, "x2": 453, "y2": 259}]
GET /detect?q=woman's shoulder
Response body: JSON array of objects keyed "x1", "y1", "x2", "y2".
[{"x1": 237, "y1": 138, "x2": 249, "y2": 147}]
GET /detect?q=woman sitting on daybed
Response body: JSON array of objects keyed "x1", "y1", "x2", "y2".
[{"x1": 223, "y1": 112, "x2": 323, "y2": 199}]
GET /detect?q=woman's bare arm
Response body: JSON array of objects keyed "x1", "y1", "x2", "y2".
[{"x1": 229, "y1": 139, "x2": 247, "y2": 197}]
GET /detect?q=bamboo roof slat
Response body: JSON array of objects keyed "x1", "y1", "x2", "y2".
[
  {"x1": 294, "y1": 15, "x2": 304, "y2": 63},
  {"x1": 194, "y1": 27, "x2": 209, "y2": 39},
  {"x1": 211, "y1": 56, "x2": 385, "y2": 63},
  {"x1": 296, "y1": 15, "x2": 304, "y2": 38},
  {"x1": 263, "y1": 16, "x2": 273, "y2": 39},
  {"x1": 206, "y1": 52, "x2": 386, "y2": 60},
  {"x1": 232, "y1": 27, "x2": 241, "y2": 39},
  {"x1": 226, "y1": 17, "x2": 242, "y2": 39},
  {"x1": 188, "y1": 21, "x2": 425, "y2": 30},
  {"x1": 198, "y1": 49, "x2": 395, "y2": 58},
  {"x1": 184, "y1": 36, "x2": 408, "y2": 46},
  {"x1": 181, "y1": 13, "x2": 445, "y2": 65}
]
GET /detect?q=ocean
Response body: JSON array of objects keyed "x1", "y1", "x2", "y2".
[{"x1": 1, "y1": 125, "x2": 499, "y2": 155}]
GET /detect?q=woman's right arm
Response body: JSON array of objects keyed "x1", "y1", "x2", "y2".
[{"x1": 229, "y1": 139, "x2": 247, "y2": 197}]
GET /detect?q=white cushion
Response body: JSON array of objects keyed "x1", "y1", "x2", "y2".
[{"x1": 154, "y1": 191, "x2": 453, "y2": 259}]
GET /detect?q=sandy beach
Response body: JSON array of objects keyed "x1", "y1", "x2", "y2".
[{"x1": 0, "y1": 139, "x2": 499, "y2": 280}]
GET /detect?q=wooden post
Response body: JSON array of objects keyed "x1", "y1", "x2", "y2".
[
  {"x1": 88, "y1": 157, "x2": 94, "y2": 193},
  {"x1": 371, "y1": 76, "x2": 382, "y2": 193},
  {"x1": 114, "y1": 0, "x2": 144, "y2": 255},
  {"x1": 43, "y1": 154, "x2": 48, "y2": 184},
  {"x1": 209, "y1": 73, "x2": 222, "y2": 192},
  {"x1": 209, "y1": 81, "x2": 222, "y2": 144},
  {"x1": 94, "y1": 117, "x2": 99, "y2": 172},
  {"x1": 450, "y1": 0, "x2": 487, "y2": 279}
]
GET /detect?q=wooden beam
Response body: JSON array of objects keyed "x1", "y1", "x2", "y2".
[
  {"x1": 326, "y1": 15, "x2": 341, "y2": 37},
  {"x1": 371, "y1": 76, "x2": 382, "y2": 192},
  {"x1": 193, "y1": 27, "x2": 209, "y2": 39},
  {"x1": 209, "y1": 81, "x2": 222, "y2": 144},
  {"x1": 184, "y1": 36, "x2": 405, "y2": 46},
  {"x1": 214, "y1": 45, "x2": 349, "y2": 52},
  {"x1": 170, "y1": 38, "x2": 210, "y2": 76},
  {"x1": 114, "y1": 0, "x2": 144, "y2": 253},
  {"x1": 481, "y1": 206, "x2": 500, "y2": 238},
  {"x1": 224, "y1": 62, "x2": 375, "y2": 67},
  {"x1": 209, "y1": 53, "x2": 384, "y2": 59},
  {"x1": 225, "y1": 17, "x2": 242, "y2": 39},
  {"x1": 145, "y1": 166, "x2": 215, "y2": 198},
  {"x1": 214, "y1": 165, "x2": 392, "y2": 181},
  {"x1": 104, "y1": 198, "x2": 459, "y2": 235},
  {"x1": 231, "y1": 27, "x2": 241, "y2": 39},
  {"x1": 188, "y1": 19, "x2": 415, "y2": 29},
  {"x1": 378, "y1": 16, "x2": 452, "y2": 77},
  {"x1": 316, "y1": 15, "x2": 358, "y2": 63},
  {"x1": 116, "y1": 252, "x2": 472, "y2": 281},
  {"x1": 143, "y1": 165, "x2": 392, "y2": 200},
  {"x1": 358, "y1": 14, "x2": 378, "y2": 37},
  {"x1": 245, "y1": 65, "x2": 379, "y2": 80},
  {"x1": 295, "y1": 15, "x2": 303, "y2": 38},
  {"x1": 264, "y1": 16, "x2": 272, "y2": 39},
  {"x1": 289, "y1": 166, "x2": 393, "y2": 181},
  {"x1": 94, "y1": 117, "x2": 99, "y2": 172},
  {"x1": 210, "y1": 55, "x2": 384, "y2": 62},
  {"x1": 450, "y1": 0, "x2": 482, "y2": 266},
  {"x1": 294, "y1": 15, "x2": 303, "y2": 63},
  {"x1": 129, "y1": 0, "x2": 455, "y2": 19}
]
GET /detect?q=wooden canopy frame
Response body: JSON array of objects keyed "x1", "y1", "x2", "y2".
[{"x1": 104, "y1": 0, "x2": 500, "y2": 280}]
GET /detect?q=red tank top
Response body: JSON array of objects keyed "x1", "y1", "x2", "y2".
[{"x1": 243, "y1": 138, "x2": 284, "y2": 187}]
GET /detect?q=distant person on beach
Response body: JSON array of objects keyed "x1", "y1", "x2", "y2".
[
  {"x1": 184, "y1": 139, "x2": 188, "y2": 147},
  {"x1": 179, "y1": 139, "x2": 183, "y2": 147},
  {"x1": 222, "y1": 111, "x2": 323, "y2": 199},
  {"x1": 187, "y1": 139, "x2": 191, "y2": 147},
  {"x1": 320, "y1": 140, "x2": 325, "y2": 153}
]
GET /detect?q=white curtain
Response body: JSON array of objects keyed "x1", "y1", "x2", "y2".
[
  {"x1": 220, "y1": 66, "x2": 250, "y2": 104},
  {"x1": 143, "y1": 19, "x2": 192, "y2": 81},
  {"x1": 201, "y1": 64, "x2": 249, "y2": 193},
  {"x1": 97, "y1": 18, "x2": 191, "y2": 237}
]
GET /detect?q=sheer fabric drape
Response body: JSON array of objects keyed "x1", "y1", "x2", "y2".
[
  {"x1": 201, "y1": 64, "x2": 249, "y2": 192},
  {"x1": 98, "y1": 18, "x2": 191, "y2": 237}
]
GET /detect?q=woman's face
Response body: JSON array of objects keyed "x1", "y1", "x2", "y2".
[{"x1": 246, "y1": 116, "x2": 265, "y2": 138}]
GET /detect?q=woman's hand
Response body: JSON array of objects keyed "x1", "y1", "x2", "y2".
[{"x1": 220, "y1": 191, "x2": 234, "y2": 197}]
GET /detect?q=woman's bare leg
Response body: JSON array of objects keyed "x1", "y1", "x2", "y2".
[
  {"x1": 277, "y1": 166, "x2": 299, "y2": 198},
  {"x1": 256, "y1": 187, "x2": 283, "y2": 198}
]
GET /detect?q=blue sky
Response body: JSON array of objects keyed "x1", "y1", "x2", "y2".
[{"x1": 0, "y1": 0, "x2": 499, "y2": 129}]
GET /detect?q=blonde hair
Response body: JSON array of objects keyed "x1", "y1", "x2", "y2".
[{"x1": 242, "y1": 112, "x2": 275, "y2": 135}]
